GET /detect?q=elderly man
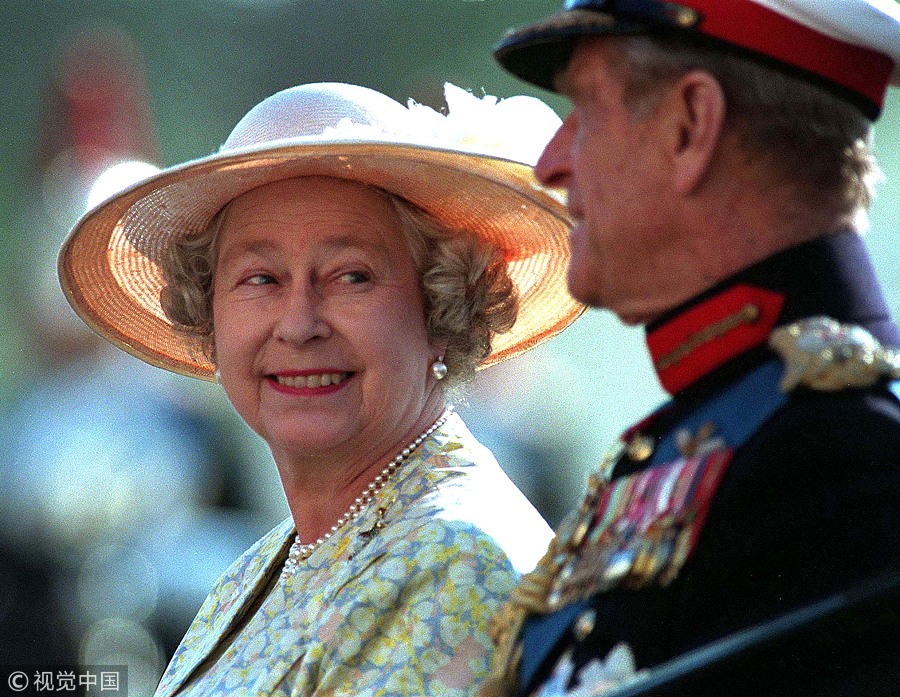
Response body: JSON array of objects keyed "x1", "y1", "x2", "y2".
[{"x1": 486, "y1": 2, "x2": 900, "y2": 696}]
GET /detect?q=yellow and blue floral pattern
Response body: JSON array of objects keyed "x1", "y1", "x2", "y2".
[{"x1": 155, "y1": 414, "x2": 552, "y2": 697}]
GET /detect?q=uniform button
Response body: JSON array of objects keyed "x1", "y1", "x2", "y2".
[
  {"x1": 626, "y1": 434, "x2": 654, "y2": 461},
  {"x1": 573, "y1": 609, "x2": 596, "y2": 642}
]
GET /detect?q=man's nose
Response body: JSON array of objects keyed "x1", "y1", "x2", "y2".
[{"x1": 534, "y1": 116, "x2": 574, "y2": 189}]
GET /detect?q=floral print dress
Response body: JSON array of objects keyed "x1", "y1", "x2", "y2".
[{"x1": 154, "y1": 414, "x2": 552, "y2": 697}]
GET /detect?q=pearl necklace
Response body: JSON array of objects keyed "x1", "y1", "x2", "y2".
[{"x1": 281, "y1": 410, "x2": 451, "y2": 578}]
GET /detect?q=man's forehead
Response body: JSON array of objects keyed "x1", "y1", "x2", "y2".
[
  {"x1": 552, "y1": 67, "x2": 575, "y2": 97},
  {"x1": 552, "y1": 37, "x2": 619, "y2": 97}
]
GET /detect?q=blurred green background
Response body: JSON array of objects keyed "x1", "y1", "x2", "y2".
[{"x1": 0, "y1": 1, "x2": 897, "y2": 694}]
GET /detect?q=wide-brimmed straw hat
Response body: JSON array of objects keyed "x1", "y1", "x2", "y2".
[{"x1": 59, "y1": 82, "x2": 584, "y2": 381}]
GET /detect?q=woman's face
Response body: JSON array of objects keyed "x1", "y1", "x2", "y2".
[{"x1": 212, "y1": 176, "x2": 442, "y2": 465}]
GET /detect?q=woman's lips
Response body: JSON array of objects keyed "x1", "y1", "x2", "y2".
[{"x1": 267, "y1": 371, "x2": 353, "y2": 395}]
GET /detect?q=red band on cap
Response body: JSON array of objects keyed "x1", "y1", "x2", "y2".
[{"x1": 681, "y1": 0, "x2": 893, "y2": 112}]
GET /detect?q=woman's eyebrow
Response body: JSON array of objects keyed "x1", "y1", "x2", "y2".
[
  {"x1": 217, "y1": 240, "x2": 279, "y2": 267},
  {"x1": 319, "y1": 236, "x2": 384, "y2": 256},
  {"x1": 217, "y1": 236, "x2": 386, "y2": 268}
]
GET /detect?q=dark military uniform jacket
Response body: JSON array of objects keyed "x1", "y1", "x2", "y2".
[{"x1": 490, "y1": 231, "x2": 900, "y2": 697}]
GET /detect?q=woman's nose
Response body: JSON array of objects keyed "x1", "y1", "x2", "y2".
[{"x1": 272, "y1": 284, "x2": 332, "y2": 345}]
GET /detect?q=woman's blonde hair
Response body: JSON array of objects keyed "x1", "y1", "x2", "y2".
[{"x1": 159, "y1": 185, "x2": 519, "y2": 392}]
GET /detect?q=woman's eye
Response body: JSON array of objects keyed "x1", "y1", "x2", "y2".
[
  {"x1": 245, "y1": 273, "x2": 276, "y2": 286},
  {"x1": 338, "y1": 271, "x2": 369, "y2": 284}
]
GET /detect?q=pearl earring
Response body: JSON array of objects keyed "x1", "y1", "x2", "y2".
[
  {"x1": 431, "y1": 356, "x2": 448, "y2": 381},
  {"x1": 214, "y1": 369, "x2": 222, "y2": 383}
]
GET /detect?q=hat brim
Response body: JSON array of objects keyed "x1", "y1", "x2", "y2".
[
  {"x1": 495, "y1": 9, "x2": 642, "y2": 91},
  {"x1": 59, "y1": 138, "x2": 585, "y2": 381}
]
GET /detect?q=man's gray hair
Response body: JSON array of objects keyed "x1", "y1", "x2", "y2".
[{"x1": 613, "y1": 35, "x2": 881, "y2": 229}]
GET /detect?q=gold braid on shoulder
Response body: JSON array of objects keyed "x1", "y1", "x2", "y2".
[
  {"x1": 480, "y1": 536, "x2": 563, "y2": 696},
  {"x1": 769, "y1": 316, "x2": 900, "y2": 392},
  {"x1": 480, "y1": 468, "x2": 611, "y2": 696}
]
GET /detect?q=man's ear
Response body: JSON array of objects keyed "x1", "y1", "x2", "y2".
[{"x1": 658, "y1": 70, "x2": 726, "y2": 195}]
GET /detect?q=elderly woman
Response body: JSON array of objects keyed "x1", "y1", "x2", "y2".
[{"x1": 58, "y1": 82, "x2": 582, "y2": 696}]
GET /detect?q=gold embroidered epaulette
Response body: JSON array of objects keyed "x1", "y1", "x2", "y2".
[{"x1": 769, "y1": 316, "x2": 900, "y2": 392}]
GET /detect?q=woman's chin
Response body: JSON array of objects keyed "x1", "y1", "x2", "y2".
[
  {"x1": 265, "y1": 429, "x2": 347, "y2": 457},
  {"x1": 262, "y1": 421, "x2": 357, "y2": 461}
]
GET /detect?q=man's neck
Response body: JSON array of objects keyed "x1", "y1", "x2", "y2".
[{"x1": 613, "y1": 178, "x2": 846, "y2": 326}]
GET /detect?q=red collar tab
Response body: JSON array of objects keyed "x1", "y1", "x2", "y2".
[
  {"x1": 647, "y1": 284, "x2": 785, "y2": 394},
  {"x1": 682, "y1": 0, "x2": 894, "y2": 116}
]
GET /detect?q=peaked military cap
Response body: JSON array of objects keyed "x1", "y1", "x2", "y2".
[{"x1": 495, "y1": 0, "x2": 900, "y2": 119}]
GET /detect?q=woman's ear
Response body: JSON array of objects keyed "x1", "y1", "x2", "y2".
[
  {"x1": 429, "y1": 340, "x2": 449, "y2": 364},
  {"x1": 658, "y1": 70, "x2": 727, "y2": 195}
]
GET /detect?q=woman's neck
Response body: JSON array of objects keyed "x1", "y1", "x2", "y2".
[{"x1": 275, "y1": 396, "x2": 448, "y2": 544}]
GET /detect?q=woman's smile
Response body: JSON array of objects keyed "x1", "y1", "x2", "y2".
[{"x1": 268, "y1": 371, "x2": 353, "y2": 394}]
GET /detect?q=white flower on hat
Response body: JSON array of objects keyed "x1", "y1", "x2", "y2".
[
  {"x1": 411, "y1": 82, "x2": 562, "y2": 165},
  {"x1": 323, "y1": 82, "x2": 562, "y2": 167}
]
